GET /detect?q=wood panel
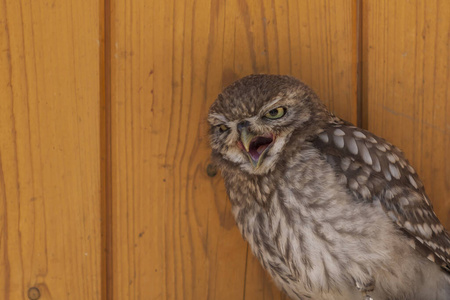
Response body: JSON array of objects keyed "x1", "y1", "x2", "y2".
[
  {"x1": 110, "y1": 0, "x2": 356, "y2": 299},
  {"x1": 0, "y1": 1, "x2": 102, "y2": 299},
  {"x1": 363, "y1": 0, "x2": 450, "y2": 227}
]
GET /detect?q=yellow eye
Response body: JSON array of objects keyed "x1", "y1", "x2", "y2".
[
  {"x1": 265, "y1": 107, "x2": 286, "y2": 119},
  {"x1": 219, "y1": 124, "x2": 229, "y2": 132}
]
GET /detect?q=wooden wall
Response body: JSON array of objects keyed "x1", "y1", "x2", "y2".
[
  {"x1": 0, "y1": 0, "x2": 448, "y2": 299},
  {"x1": 1, "y1": 0, "x2": 102, "y2": 299}
]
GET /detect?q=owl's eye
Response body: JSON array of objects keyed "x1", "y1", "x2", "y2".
[
  {"x1": 218, "y1": 124, "x2": 229, "y2": 132},
  {"x1": 265, "y1": 107, "x2": 286, "y2": 119}
]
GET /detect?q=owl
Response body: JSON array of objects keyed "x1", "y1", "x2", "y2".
[{"x1": 208, "y1": 75, "x2": 450, "y2": 300}]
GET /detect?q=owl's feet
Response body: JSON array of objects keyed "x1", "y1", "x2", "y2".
[{"x1": 355, "y1": 279, "x2": 375, "y2": 300}]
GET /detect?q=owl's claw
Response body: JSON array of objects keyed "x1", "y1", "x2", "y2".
[
  {"x1": 355, "y1": 279, "x2": 375, "y2": 292},
  {"x1": 355, "y1": 279, "x2": 375, "y2": 300}
]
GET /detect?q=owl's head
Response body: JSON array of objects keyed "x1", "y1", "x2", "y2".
[{"x1": 208, "y1": 74, "x2": 330, "y2": 175}]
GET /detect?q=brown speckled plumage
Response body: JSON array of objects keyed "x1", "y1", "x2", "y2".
[{"x1": 208, "y1": 74, "x2": 450, "y2": 300}]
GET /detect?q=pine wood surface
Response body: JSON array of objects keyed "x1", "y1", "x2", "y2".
[
  {"x1": 363, "y1": 0, "x2": 450, "y2": 227},
  {"x1": 110, "y1": 0, "x2": 356, "y2": 299},
  {"x1": 0, "y1": 1, "x2": 102, "y2": 299},
  {"x1": 1, "y1": 1, "x2": 449, "y2": 299}
]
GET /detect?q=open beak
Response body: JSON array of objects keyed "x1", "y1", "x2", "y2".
[
  {"x1": 238, "y1": 128, "x2": 274, "y2": 168},
  {"x1": 240, "y1": 128, "x2": 254, "y2": 152}
]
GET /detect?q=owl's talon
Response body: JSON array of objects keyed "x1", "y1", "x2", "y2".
[
  {"x1": 355, "y1": 279, "x2": 375, "y2": 300},
  {"x1": 355, "y1": 279, "x2": 375, "y2": 293}
]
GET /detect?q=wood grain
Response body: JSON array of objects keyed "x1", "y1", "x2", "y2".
[
  {"x1": 0, "y1": 0, "x2": 102, "y2": 299},
  {"x1": 110, "y1": 0, "x2": 356, "y2": 299},
  {"x1": 362, "y1": 0, "x2": 450, "y2": 227}
]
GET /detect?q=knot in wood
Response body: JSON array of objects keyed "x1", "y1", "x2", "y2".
[{"x1": 28, "y1": 287, "x2": 40, "y2": 300}]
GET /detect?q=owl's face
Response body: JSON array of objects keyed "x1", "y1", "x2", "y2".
[{"x1": 208, "y1": 75, "x2": 327, "y2": 175}]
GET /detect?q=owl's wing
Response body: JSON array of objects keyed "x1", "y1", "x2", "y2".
[{"x1": 312, "y1": 122, "x2": 450, "y2": 272}]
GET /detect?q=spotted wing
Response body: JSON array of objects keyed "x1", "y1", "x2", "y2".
[{"x1": 312, "y1": 123, "x2": 450, "y2": 272}]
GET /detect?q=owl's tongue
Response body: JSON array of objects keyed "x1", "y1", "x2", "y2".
[{"x1": 248, "y1": 135, "x2": 273, "y2": 161}]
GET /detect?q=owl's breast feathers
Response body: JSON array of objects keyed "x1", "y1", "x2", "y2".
[{"x1": 312, "y1": 121, "x2": 450, "y2": 272}]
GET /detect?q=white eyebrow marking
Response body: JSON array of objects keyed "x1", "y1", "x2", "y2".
[
  {"x1": 260, "y1": 97, "x2": 283, "y2": 112},
  {"x1": 208, "y1": 113, "x2": 229, "y2": 124}
]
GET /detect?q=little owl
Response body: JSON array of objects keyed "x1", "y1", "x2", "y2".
[{"x1": 208, "y1": 74, "x2": 450, "y2": 300}]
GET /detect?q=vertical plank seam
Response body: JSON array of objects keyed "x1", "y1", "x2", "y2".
[
  {"x1": 242, "y1": 245, "x2": 249, "y2": 300},
  {"x1": 106, "y1": 0, "x2": 113, "y2": 296},
  {"x1": 100, "y1": 0, "x2": 113, "y2": 298},
  {"x1": 356, "y1": 0, "x2": 365, "y2": 128}
]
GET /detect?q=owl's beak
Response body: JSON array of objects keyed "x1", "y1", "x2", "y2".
[
  {"x1": 240, "y1": 128, "x2": 255, "y2": 153},
  {"x1": 238, "y1": 128, "x2": 274, "y2": 168}
]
